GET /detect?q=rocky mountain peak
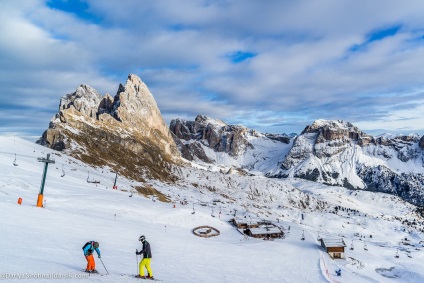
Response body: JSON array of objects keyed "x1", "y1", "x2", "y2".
[
  {"x1": 109, "y1": 74, "x2": 172, "y2": 150},
  {"x1": 37, "y1": 74, "x2": 180, "y2": 183},
  {"x1": 194, "y1": 115, "x2": 227, "y2": 127},
  {"x1": 59, "y1": 84, "x2": 103, "y2": 119},
  {"x1": 302, "y1": 119, "x2": 371, "y2": 144}
]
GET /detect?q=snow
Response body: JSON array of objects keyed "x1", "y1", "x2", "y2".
[
  {"x1": 190, "y1": 133, "x2": 292, "y2": 175},
  {"x1": 2, "y1": 136, "x2": 424, "y2": 282}
]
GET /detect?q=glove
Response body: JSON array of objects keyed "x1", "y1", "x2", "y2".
[{"x1": 98, "y1": 255, "x2": 101, "y2": 258}]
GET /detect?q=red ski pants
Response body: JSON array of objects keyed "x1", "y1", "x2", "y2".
[{"x1": 85, "y1": 255, "x2": 95, "y2": 271}]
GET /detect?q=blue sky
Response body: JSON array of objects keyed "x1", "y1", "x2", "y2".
[{"x1": 2, "y1": 0, "x2": 424, "y2": 139}]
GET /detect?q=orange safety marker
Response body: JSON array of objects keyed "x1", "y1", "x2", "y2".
[
  {"x1": 36, "y1": 194, "x2": 44, "y2": 207},
  {"x1": 18, "y1": 197, "x2": 22, "y2": 205}
]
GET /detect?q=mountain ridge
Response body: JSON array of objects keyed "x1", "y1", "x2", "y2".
[{"x1": 36, "y1": 74, "x2": 424, "y2": 207}]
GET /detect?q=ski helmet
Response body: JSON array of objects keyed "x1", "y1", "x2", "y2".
[
  {"x1": 139, "y1": 235, "x2": 145, "y2": 242},
  {"x1": 93, "y1": 242, "x2": 99, "y2": 248}
]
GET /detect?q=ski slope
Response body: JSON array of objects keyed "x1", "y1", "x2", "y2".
[{"x1": 1, "y1": 136, "x2": 424, "y2": 282}]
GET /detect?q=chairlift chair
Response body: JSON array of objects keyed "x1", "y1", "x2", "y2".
[
  {"x1": 350, "y1": 240, "x2": 354, "y2": 250},
  {"x1": 301, "y1": 230, "x2": 305, "y2": 241},
  {"x1": 87, "y1": 171, "x2": 100, "y2": 183},
  {"x1": 395, "y1": 249, "x2": 399, "y2": 258},
  {"x1": 13, "y1": 154, "x2": 18, "y2": 166},
  {"x1": 363, "y1": 242, "x2": 368, "y2": 251}
]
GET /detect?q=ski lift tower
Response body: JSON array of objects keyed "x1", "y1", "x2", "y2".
[{"x1": 36, "y1": 153, "x2": 55, "y2": 207}]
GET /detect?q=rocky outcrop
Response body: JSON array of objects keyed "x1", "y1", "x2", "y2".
[
  {"x1": 420, "y1": 136, "x2": 424, "y2": 149},
  {"x1": 170, "y1": 115, "x2": 292, "y2": 164},
  {"x1": 59, "y1": 84, "x2": 103, "y2": 118},
  {"x1": 170, "y1": 115, "x2": 252, "y2": 161},
  {"x1": 357, "y1": 165, "x2": 424, "y2": 207},
  {"x1": 37, "y1": 74, "x2": 180, "y2": 182},
  {"x1": 302, "y1": 120, "x2": 373, "y2": 143}
]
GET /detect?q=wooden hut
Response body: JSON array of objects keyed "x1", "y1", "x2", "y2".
[
  {"x1": 233, "y1": 217, "x2": 260, "y2": 229},
  {"x1": 245, "y1": 226, "x2": 282, "y2": 239},
  {"x1": 320, "y1": 238, "x2": 346, "y2": 259}
]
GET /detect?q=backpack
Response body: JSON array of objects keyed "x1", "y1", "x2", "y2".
[{"x1": 82, "y1": 241, "x2": 92, "y2": 251}]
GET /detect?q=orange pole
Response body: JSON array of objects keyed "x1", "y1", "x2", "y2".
[{"x1": 36, "y1": 194, "x2": 44, "y2": 207}]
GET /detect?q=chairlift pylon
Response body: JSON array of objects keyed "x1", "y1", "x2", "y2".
[
  {"x1": 13, "y1": 154, "x2": 18, "y2": 166},
  {"x1": 350, "y1": 240, "x2": 354, "y2": 250},
  {"x1": 61, "y1": 164, "x2": 65, "y2": 177}
]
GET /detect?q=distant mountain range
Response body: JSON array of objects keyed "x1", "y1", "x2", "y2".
[{"x1": 37, "y1": 74, "x2": 424, "y2": 206}]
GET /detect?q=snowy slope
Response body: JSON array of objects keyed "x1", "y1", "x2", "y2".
[
  {"x1": 2, "y1": 136, "x2": 424, "y2": 282},
  {"x1": 190, "y1": 133, "x2": 292, "y2": 174}
]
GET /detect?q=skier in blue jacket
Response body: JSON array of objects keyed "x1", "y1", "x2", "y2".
[{"x1": 82, "y1": 241, "x2": 101, "y2": 273}]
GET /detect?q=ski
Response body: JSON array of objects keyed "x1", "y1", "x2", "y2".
[
  {"x1": 83, "y1": 270, "x2": 103, "y2": 276},
  {"x1": 121, "y1": 274, "x2": 161, "y2": 281},
  {"x1": 134, "y1": 275, "x2": 161, "y2": 281}
]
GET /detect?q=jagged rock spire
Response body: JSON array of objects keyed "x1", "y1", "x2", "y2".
[{"x1": 37, "y1": 74, "x2": 180, "y2": 183}]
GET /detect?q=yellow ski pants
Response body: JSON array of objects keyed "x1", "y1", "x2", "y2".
[{"x1": 139, "y1": 258, "x2": 153, "y2": 277}]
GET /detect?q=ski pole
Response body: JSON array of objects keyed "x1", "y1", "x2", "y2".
[
  {"x1": 136, "y1": 249, "x2": 139, "y2": 275},
  {"x1": 99, "y1": 257, "x2": 109, "y2": 275}
]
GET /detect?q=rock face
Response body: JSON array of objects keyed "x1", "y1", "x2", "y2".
[
  {"x1": 170, "y1": 115, "x2": 250, "y2": 160},
  {"x1": 268, "y1": 119, "x2": 424, "y2": 206},
  {"x1": 37, "y1": 74, "x2": 180, "y2": 182},
  {"x1": 169, "y1": 115, "x2": 291, "y2": 164}
]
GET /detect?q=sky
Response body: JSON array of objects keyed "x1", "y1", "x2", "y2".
[{"x1": 2, "y1": 0, "x2": 424, "y2": 140}]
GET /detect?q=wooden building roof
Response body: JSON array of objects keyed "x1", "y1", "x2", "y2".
[
  {"x1": 248, "y1": 227, "x2": 282, "y2": 235},
  {"x1": 320, "y1": 238, "x2": 346, "y2": 248}
]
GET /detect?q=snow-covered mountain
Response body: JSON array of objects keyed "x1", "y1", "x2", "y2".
[
  {"x1": 267, "y1": 120, "x2": 424, "y2": 206},
  {"x1": 171, "y1": 117, "x2": 424, "y2": 206},
  {"x1": 170, "y1": 115, "x2": 292, "y2": 174},
  {"x1": 37, "y1": 74, "x2": 424, "y2": 208}
]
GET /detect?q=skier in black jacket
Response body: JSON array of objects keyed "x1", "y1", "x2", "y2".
[{"x1": 136, "y1": 235, "x2": 153, "y2": 279}]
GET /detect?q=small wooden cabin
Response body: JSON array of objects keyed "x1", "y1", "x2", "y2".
[
  {"x1": 245, "y1": 226, "x2": 282, "y2": 239},
  {"x1": 233, "y1": 217, "x2": 260, "y2": 229},
  {"x1": 320, "y1": 238, "x2": 346, "y2": 259}
]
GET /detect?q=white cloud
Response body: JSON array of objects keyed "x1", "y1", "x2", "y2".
[{"x1": 2, "y1": 0, "x2": 424, "y2": 137}]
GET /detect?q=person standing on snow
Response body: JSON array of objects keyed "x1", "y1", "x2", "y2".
[
  {"x1": 82, "y1": 241, "x2": 101, "y2": 273},
  {"x1": 136, "y1": 235, "x2": 154, "y2": 279}
]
